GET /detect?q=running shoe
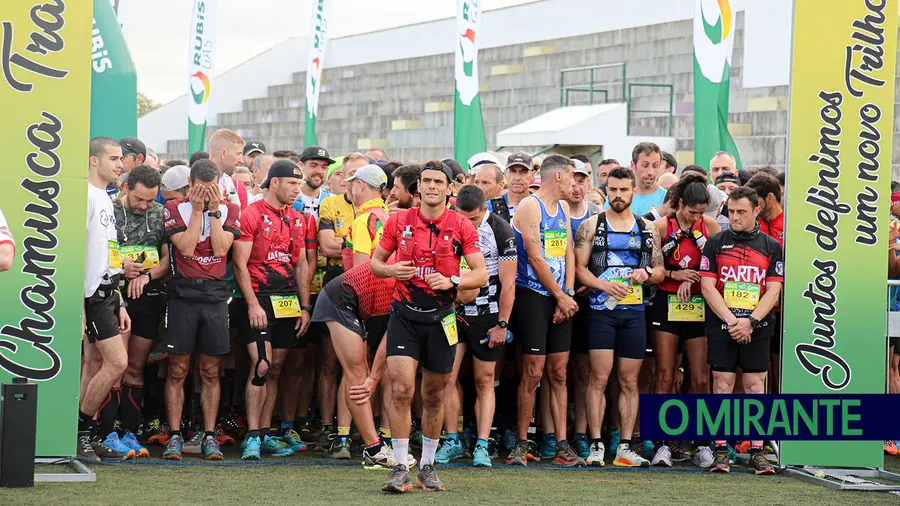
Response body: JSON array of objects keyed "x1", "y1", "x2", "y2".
[
  {"x1": 506, "y1": 440, "x2": 529, "y2": 466},
  {"x1": 76, "y1": 431, "x2": 100, "y2": 464},
  {"x1": 242, "y1": 436, "x2": 262, "y2": 460},
  {"x1": 329, "y1": 436, "x2": 351, "y2": 459},
  {"x1": 416, "y1": 464, "x2": 447, "y2": 492},
  {"x1": 220, "y1": 414, "x2": 241, "y2": 439},
  {"x1": 298, "y1": 422, "x2": 316, "y2": 443},
  {"x1": 202, "y1": 435, "x2": 224, "y2": 460},
  {"x1": 435, "y1": 437, "x2": 464, "y2": 464},
  {"x1": 735, "y1": 440, "x2": 751, "y2": 454},
  {"x1": 363, "y1": 443, "x2": 392, "y2": 468},
  {"x1": 382, "y1": 464, "x2": 413, "y2": 493},
  {"x1": 670, "y1": 441, "x2": 690, "y2": 463},
  {"x1": 91, "y1": 435, "x2": 128, "y2": 461},
  {"x1": 215, "y1": 424, "x2": 236, "y2": 447},
  {"x1": 163, "y1": 434, "x2": 184, "y2": 461},
  {"x1": 710, "y1": 447, "x2": 730, "y2": 473},
  {"x1": 728, "y1": 443, "x2": 737, "y2": 464},
  {"x1": 693, "y1": 445, "x2": 714, "y2": 468},
  {"x1": 574, "y1": 434, "x2": 591, "y2": 459},
  {"x1": 885, "y1": 440, "x2": 898, "y2": 455},
  {"x1": 586, "y1": 441, "x2": 606, "y2": 467},
  {"x1": 121, "y1": 431, "x2": 150, "y2": 458},
  {"x1": 147, "y1": 421, "x2": 169, "y2": 446},
  {"x1": 554, "y1": 440, "x2": 582, "y2": 466},
  {"x1": 487, "y1": 437, "x2": 500, "y2": 459},
  {"x1": 281, "y1": 429, "x2": 309, "y2": 452},
  {"x1": 749, "y1": 450, "x2": 775, "y2": 475},
  {"x1": 613, "y1": 443, "x2": 650, "y2": 468},
  {"x1": 313, "y1": 427, "x2": 336, "y2": 451},
  {"x1": 102, "y1": 432, "x2": 136, "y2": 460},
  {"x1": 472, "y1": 442, "x2": 492, "y2": 467},
  {"x1": 651, "y1": 445, "x2": 673, "y2": 467},
  {"x1": 382, "y1": 443, "x2": 417, "y2": 467},
  {"x1": 182, "y1": 431, "x2": 204, "y2": 455},
  {"x1": 641, "y1": 439, "x2": 655, "y2": 460},
  {"x1": 263, "y1": 435, "x2": 295, "y2": 457},
  {"x1": 608, "y1": 428, "x2": 621, "y2": 454},
  {"x1": 526, "y1": 439, "x2": 541, "y2": 462},
  {"x1": 539, "y1": 433, "x2": 557, "y2": 459}
]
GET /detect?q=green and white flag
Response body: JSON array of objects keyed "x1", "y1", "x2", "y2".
[
  {"x1": 188, "y1": 0, "x2": 217, "y2": 155},
  {"x1": 305, "y1": 0, "x2": 331, "y2": 148},
  {"x1": 454, "y1": 0, "x2": 486, "y2": 166},
  {"x1": 91, "y1": 0, "x2": 137, "y2": 139},
  {"x1": 693, "y1": 0, "x2": 741, "y2": 170}
]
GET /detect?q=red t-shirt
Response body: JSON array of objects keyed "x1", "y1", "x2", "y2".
[
  {"x1": 238, "y1": 200, "x2": 315, "y2": 295},
  {"x1": 759, "y1": 211, "x2": 784, "y2": 311},
  {"x1": 378, "y1": 208, "x2": 480, "y2": 310},
  {"x1": 164, "y1": 198, "x2": 241, "y2": 280}
]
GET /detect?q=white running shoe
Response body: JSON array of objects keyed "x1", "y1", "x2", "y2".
[
  {"x1": 613, "y1": 443, "x2": 649, "y2": 467},
  {"x1": 586, "y1": 441, "x2": 606, "y2": 467},
  {"x1": 692, "y1": 445, "x2": 714, "y2": 468},
  {"x1": 651, "y1": 445, "x2": 672, "y2": 467}
]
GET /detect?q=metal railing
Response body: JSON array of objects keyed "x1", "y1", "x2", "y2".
[
  {"x1": 558, "y1": 62, "x2": 626, "y2": 107},
  {"x1": 626, "y1": 82, "x2": 674, "y2": 136}
]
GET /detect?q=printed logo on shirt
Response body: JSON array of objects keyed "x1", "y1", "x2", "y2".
[
  {"x1": 700, "y1": 255, "x2": 710, "y2": 270},
  {"x1": 775, "y1": 261, "x2": 785, "y2": 276},
  {"x1": 720, "y1": 265, "x2": 765, "y2": 284}
]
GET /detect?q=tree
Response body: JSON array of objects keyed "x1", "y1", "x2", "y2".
[{"x1": 138, "y1": 91, "x2": 160, "y2": 117}]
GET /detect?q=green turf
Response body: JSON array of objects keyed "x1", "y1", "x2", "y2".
[{"x1": 2, "y1": 453, "x2": 899, "y2": 505}]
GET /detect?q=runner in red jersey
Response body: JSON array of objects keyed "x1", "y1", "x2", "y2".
[
  {"x1": 232, "y1": 160, "x2": 312, "y2": 460},
  {"x1": 370, "y1": 160, "x2": 487, "y2": 493},
  {"x1": 699, "y1": 186, "x2": 782, "y2": 476}
]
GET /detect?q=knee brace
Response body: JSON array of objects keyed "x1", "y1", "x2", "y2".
[{"x1": 251, "y1": 340, "x2": 271, "y2": 387}]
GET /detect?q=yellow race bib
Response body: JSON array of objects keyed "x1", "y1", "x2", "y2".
[
  {"x1": 611, "y1": 277, "x2": 643, "y2": 305},
  {"x1": 108, "y1": 240, "x2": 122, "y2": 270},
  {"x1": 544, "y1": 229, "x2": 567, "y2": 258},
  {"x1": 667, "y1": 295, "x2": 705, "y2": 322},
  {"x1": 271, "y1": 295, "x2": 301, "y2": 319},
  {"x1": 311, "y1": 267, "x2": 326, "y2": 294},
  {"x1": 441, "y1": 313, "x2": 459, "y2": 346},
  {"x1": 121, "y1": 245, "x2": 161, "y2": 269},
  {"x1": 723, "y1": 281, "x2": 760, "y2": 310}
]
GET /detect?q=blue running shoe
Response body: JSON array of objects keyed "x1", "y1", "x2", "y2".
[
  {"x1": 202, "y1": 435, "x2": 224, "y2": 460},
  {"x1": 242, "y1": 436, "x2": 261, "y2": 460},
  {"x1": 263, "y1": 435, "x2": 294, "y2": 457},
  {"x1": 121, "y1": 431, "x2": 149, "y2": 458},
  {"x1": 608, "y1": 428, "x2": 621, "y2": 455},
  {"x1": 539, "y1": 434, "x2": 557, "y2": 460},
  {"x1": 163, "y1": 434, "x2": 183, "y2": 461},
  {"x1": 434, "y1": 437, "x2": 464, "y2": 464},
  {"x1": 574, "y1": 434, "x2": 591, "y2": 459},
  {"x1": 103, "y1": 432, "x2": 135, "y2": 460},
  {"x1": 473, "y1": 443, "x2": 492, "y2": 467},
  {"x1": 280, "y1": 429, "x2": 308, "y2": 452}
]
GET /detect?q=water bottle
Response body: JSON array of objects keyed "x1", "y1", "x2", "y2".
[{"x1": 481, "y1": 330, "x2": 514, "y2": 345}]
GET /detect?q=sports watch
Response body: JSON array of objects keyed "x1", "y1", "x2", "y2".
[
  {"x1": 207, "y1": 210, "x2": 222, "y2": 219},
  {"x1": 643, "y1": 266, "x2": 653, "y2": 277},
  {"x1": 565, "y1": 288, "x2": 576, "y2": 297},
  {"x1": 748, "y1": 316, "x2": 760, "y2": 329},
  {"x1": 450, "y1": 275, "x2": 460, "y2": 288},
  {"x1": 498, "y1": 320, "x2": 509, "y2": 329}
]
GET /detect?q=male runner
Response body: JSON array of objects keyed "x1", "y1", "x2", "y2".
[
  {"x1": 608, "y1": 143, "x2": 666, "y2": 216},
  {"x1": 371, "y1": 161, "x2": 487, "y2": 493},
  {"x1": 507, "y1": 155, "x2": 581, "y2": 467},
  {"x1": 699, "y1": 186, "x2": 782, "y2": 475},
  {"x1": 574, "y1": 166, "x2": 664, "y2": 468},
  {"x1": 208, "y1": 129, "x2": 249, "y2": 209},
  {"x1": 162, "y1": 159, "x2": 241, "y2": 461},
  {"x1": 435, "y1": 185, "x2": 517, "y2": 467},
  {"x1": 387, "y1": 164, "x2": 422, "y2": 211},
  {"x1": 79, "y1": 137, "x2": 130, "y2": 462},
  {"x1": 502, "y1": 152, "x2": 534, "y2": 220},
  {"x1": 234, "y1": 160, "x2": 312, "y2": 460}
]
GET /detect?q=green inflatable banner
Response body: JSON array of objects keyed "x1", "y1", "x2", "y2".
[{"x1": 91, "y1": 0, "x2": 137, "y2": 139}]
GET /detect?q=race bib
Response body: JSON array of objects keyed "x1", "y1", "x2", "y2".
[
  {"x1": 724, "y1": 281, "x2": 760, "y2": 310},
  {"x1": 311, "y1": 267, "x2": 326, "y2": 294},
  {"x1": 121, "y1": 245, "x2": 160, "y2": 269},
  {"x1": 544, "y1": 229, "x2": 567, "y2": 258},
  {"x1": 611, "y1": 277, "x2": 643, "y2": 305},
  {"x1": 271, "y1": 295, "x2": 301, "y2": 319},
  {"x1": 460, "y1": 256, "x2": 470, "y2": 270},
  {"x1": 108, "y1": 240, "x2": 123, "y2": 270},
  {"x1": 441, "y1": 313, "x2": 459, "y2": 346},
  {"x1": 667, "y1": 295, "x2": 705, "y2": 322}
]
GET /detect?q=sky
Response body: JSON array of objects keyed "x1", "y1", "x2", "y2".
[{"x1": 121, "y1": 0, "x2": 535, "y2": 104}]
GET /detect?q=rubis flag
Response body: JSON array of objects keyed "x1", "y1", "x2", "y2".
[
  {"x1": 454, "y1": 0, "x2": 487, "y2": 167},
  {"x1": 692, "y1": 0, "x2": 742, "y2": 171},
  {"x1": 91, "y1": 0, "x2": 137, "y2": 139},
  {"x1": 305, "y1": 0, "x2": 331, "y2": 148},
  {"x1": 188, "y1": 0, "x2": 217, "y2": 155}
]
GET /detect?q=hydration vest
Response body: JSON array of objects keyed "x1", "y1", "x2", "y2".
[{"x1": 588, "y1": 212, "x2": 653, "y2": 277}]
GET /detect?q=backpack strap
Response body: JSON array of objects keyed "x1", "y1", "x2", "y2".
[{"x1": 634, "y1": 214, "x2": 654, "y2": 270}]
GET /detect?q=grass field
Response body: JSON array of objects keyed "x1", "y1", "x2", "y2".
[{"x1": 2, "y1": 449, "x2": 900, "y2": 505}]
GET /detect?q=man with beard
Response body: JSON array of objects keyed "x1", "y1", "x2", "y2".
[
  {"x1": 387, "y1": 164, "x2": 422, "y2": 211},
  {"x1": 293, "y1": 146, "x2": 336, "y2": 218},
  {"x1": 574, "y1": 166, "x2": 664, "y2": 468}
]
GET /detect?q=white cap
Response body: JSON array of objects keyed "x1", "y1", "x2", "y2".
[
  {"x1": 161, "y1": 165, "x2": 190, "y2": 191},
  {"x1": 572, "y1": 159, "x2": 589, "y2": 176},
  {"x1": 467, "y1": 152, "x2": 501, "y2": 172}
]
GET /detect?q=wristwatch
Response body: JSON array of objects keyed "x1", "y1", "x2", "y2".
[
  {"x1": 643, "y1": 266, "x2": 653, "y2": 276},
  {"x1": 565, "y1": 288, "x2": 576, "y2": 297},
  {"x1": 301, "y1": 305, "x2": 313, "y2": 312},
  {"x1": 207, "y1": 210, "x2": 222, "y2": 219},
  {"x1": 498, "y1": 320, "x2": 509, "y2": 329},
  {"x1": 450, "y1": 275, "x2": 460, "y2": 288},
  {"x1": 748, "y1": 316, "x2": 760, "y2": 329},
  {"x1": 144, "y1": 271, "x2": 152, "y2": 282}
]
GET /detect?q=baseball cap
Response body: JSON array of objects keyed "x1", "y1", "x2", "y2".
[
  {"x1": 529, "y1": 176, "x2": 542, "y2": 189},
  {"x1": 507, "y1": 152, "x2": 533, "y2": 170},
  {"x1": 467, "y1": 152, "x2": 501, "y2": 171},
  {"x1": 345, "y1": 164, "x2": 388, "y2": 190},
  {"x1": 572, "y1": 159, "x2": 589, "y2": 176},
  {"x1": 661, "y1": 151, "x2": 677, "y2": 171},
  {"x1": 161, "y1": 165, "x2": 190, "y2": 192},
  {"x1": 422, "y1": 160, "x2": 454, "y2": 184},
  {"x1": 442, "y1": 158, "x2": 465, "y2": 182},
  {"x1": 737, "y1": 169, "x2": 752, "y2": 186},
  {"x1": 119, "y1": 137, "x2": 147, "y2": 159},
  {"x1": 715, "y1": 173, "x2": 740, "y2": 186},
  {"x1": 300, "y1": 146, "x2": 336, "y2": 165},
  {"x1": 243, "y1": 141, "x2": 266, "y2": 156},
  {"x1": 261, "y1": 160, "x2": 302, "y2": 189}
]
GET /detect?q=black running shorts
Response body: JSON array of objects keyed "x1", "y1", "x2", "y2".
[
  {"x1": 126, "y1": 291, "x2": 166, "y2": 340},
  {"x1": 229, "y1": 297, "x2": 248, "y2": 331},
  {"x1": 386, "y1": 306, "x2": 456, "y2": 374},
  {"x1": 706, "y1": 319, "x2": 771, "y2": 374},
  {"x1": 570, "y1": 296, "x2": 590, "y2": 355},
  {"x1": 650, "y1": 291, "x2": 706, "y2": 341},
  {"x1": 163, "y1": 298, "x2": 230, "y2": 356},
  {"x1": 459, "y1": 313, "x2": 503, "y2": 362},
  {"x1": 512, "y1": 287, "x2": 573, "y2": 356},
  {"x1": 243, "y1": 295, "x2": 300, "y2": 350},
  {"x1": 587, "y1": 309, "x2": 647, "y2": 359},
  {"x1": 84, "y1": 286, "x2": 121, "y2": 343}
]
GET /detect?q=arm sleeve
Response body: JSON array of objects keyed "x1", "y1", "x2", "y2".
[
  {"x1": 164, "y1": 201, "x2": 187, "y2": 236},
  {"x1": 236, "y1": 206, "x2": 256, "y2": 242},
  {"x1": 305, "y1": 213, "x2": 318, "y2": 250},
  {"x1": 378, "y1": 213, "x2": 399, "y2": 254},
  {"x1": 223, "y1": 203, "x2": 241, "y2": 239},
  {"x1": 460, "y1": 216, "x2": 480, "y2": 256},
  {"x1": 699, "y1": 237, "x2": 718, "y2": 279}
]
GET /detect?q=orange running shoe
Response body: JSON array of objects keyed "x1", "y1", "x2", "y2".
[{"x1": 884, "y1": 440, "x2": 898, "y2": 455}]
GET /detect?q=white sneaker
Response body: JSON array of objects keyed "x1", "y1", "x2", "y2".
[
  {"x1": 651, "y1": 445, "x2": 672, "y2": 467},
  {"x1": 692, "y1": 445, "x2": 714, "y2": 468},
  {"x1": 385, "y1": 443, "x2": 417, "y2": 467},
  {"x1": 586, "y1": 441, "x2": 606, "y2": 467},
  {"x1": 613, "y1": 443, "x2": 649, "y2": 467}
]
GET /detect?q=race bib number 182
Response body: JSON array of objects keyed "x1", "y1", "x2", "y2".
[{"x1": 723, "y1": 281, "x2": 760, "y2": 310}]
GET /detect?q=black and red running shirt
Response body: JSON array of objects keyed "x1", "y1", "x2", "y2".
[
  {"x1": 378, "y1": 208, "x2": 480, "y2": 310},
  {"x1": 699, "y1": 228, "x2": 784, "y2": 320},
  {"x1": 659, "y1": 214, "x2": 709, "y2": 294},
  {"x1": 341, "y1": 259, "x2": 397, "y2": 319},
  {"x1": 238, "y1": 200, "x2": 317, "y2": 295},
  {"x1": 759, "y1": 211, "x2": 784, "y2": 249},
  {"x1": 164, "y1": 198, "x2": 241, "y2": 280}
]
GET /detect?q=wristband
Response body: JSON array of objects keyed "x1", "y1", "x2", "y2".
[
  {"x1": 145, "y1": 271, "x2": 152, "y2": 282},
  {"x1": 301, "y1": 305, "x2": 313, "y2": 312}
]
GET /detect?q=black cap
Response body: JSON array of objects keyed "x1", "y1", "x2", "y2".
[
  {"x1": 715, "y1": 173, "x2": 740, "y2": 186},
  {"x1": 119, "y1": 137, "x2": 147, "y2": 158},
  {"x1": 442, "y1": 158, "x2": 465, "y2": 181},
  {"x1": 737, "y1": 169, "x2": 752, "y2": 186},
  {"x1": 260, "y1": 160, "x2": 302, "y2": 189},
  {"x1": 243, "y1": 141, "x2": 266, "y2": 156},
  {"x1": 299, "y1": 146, "x2": 336, "y2": 165},
  {"x1": 506, "y1": 152, "x2": 533, "y2": 170},
  {"x1": 661, "y1": 151, "x2": 677, "y2": 171},
  {"x1": 422, "y1": 160, "x2": 454, "y2": 184}
]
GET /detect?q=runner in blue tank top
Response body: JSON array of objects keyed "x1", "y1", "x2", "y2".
[{"x1": 507, "y1": 155, "x2": 580, "y2": 467}]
